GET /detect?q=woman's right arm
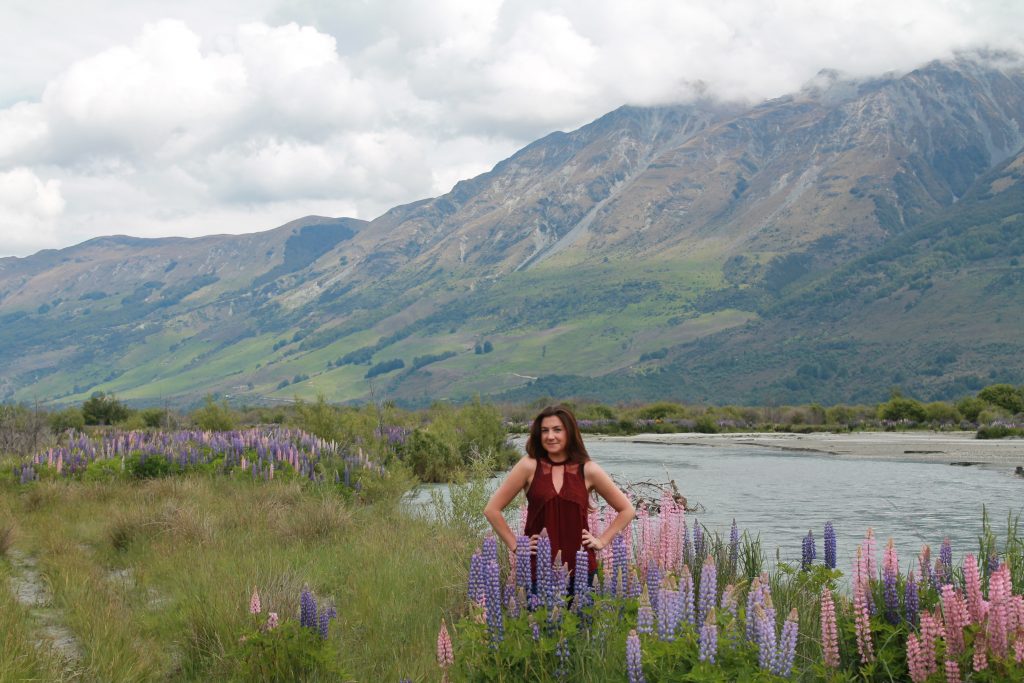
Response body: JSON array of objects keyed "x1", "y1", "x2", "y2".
[{"x1": 483, "y1": 457, "x2": 534, "y2": 551}]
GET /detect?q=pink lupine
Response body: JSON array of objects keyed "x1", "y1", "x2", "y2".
[
  {"x1": 963, "y1": 554, "x2": 984, "y2": 624},
  {"x1": 437, "y1": 619, "x2": 454, "y2": 669},
  {"x1": 864, "y1": 528, "x2": 877, "y2": 580},
  {"x1": 907, "y1": 634, "x2": 926, "y2": 683},
  {"x1": 820, "y1": 587, "x2": 840, "y2": 668},
  {"x1": 919, "y1": 611, "x2": 942, "y2": 678},
  {"x1": 972, "y1": 630, "x2": 988, "y2": 672},
  {"x1": 853, "y1": 547, "x2": 875, "y2": 664},
  {"x1": 986, "y1": 562, "x2": 1012, "y2": 658},
  {"x1": 941, "y1": 584, "x2": 968, "y2": 656},
  {"x1": 266, "y1": 612, "x2": 278, "y2": 630},
  {"x1": 944, "y1": 659, "x2": 960, "y2": 683},
  {"x1": 249, "y1": 587, "x2": 261, "y2": 615},
  {"x1": 1014, "y1": 631, "x2": 1024, "y2": 663}
]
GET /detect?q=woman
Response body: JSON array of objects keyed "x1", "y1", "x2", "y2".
[{"x1": 483, "y1": 405, "x2": 635, "y2": 586}]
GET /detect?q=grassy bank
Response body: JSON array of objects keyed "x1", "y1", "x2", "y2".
[{"x1": 0, "y1": 475, "x2": 473, "y2": 681}]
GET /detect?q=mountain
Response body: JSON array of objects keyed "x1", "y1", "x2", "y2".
[{"x1": 1, "y1": 54, "x2": 1022, "y2": 407}]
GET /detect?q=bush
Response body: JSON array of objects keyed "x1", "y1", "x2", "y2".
[
  {"x1": 126, "y1": 453, "x2": 177, "y2": 479},
  {"x1": 978, "y1": 383, "x2": 1024, "y2": 414},
  {"x1": 400, "y1": 429, "x2": 461, "y2": 482},
  {"x1": 877, "y1": 394, "x2": 926, "y2": 423},
  {"x1": 956, "y1": 396, "x2": 986, "y2": 422},
  {"x1": 192, "y1": 395, "x2": 236, "y2": 431},
  {"x1": 82, "y1": 391, "x2": 131, "y2": 425},
  {"x1": 229, "y1": 620, "x2": 346, "y2": 681},
  {"x1": 49, "y1": 407, "x2": 85, "y2": 433}
]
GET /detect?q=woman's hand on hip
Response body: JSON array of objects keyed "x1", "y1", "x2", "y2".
[{"x1": 581, "y1": 529, "x2": 605, "y2": 551}]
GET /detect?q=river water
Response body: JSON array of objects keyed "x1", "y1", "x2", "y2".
[
  {"x1": 585, "y1": 439, "x2": 1023, "y2": 569},
  {"x1": 418, "y1": 438, "x2": 1023, "y2": 570}
]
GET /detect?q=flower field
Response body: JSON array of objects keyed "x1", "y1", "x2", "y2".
[{"x1": 448, "y1": 494, "x2": 1024, "y2": 682}]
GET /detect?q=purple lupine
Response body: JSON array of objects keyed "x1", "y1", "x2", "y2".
[
  {"x1": 484, "y1": 559, "x2": 504, "y2": 646},
  {"x1": 756, "y1": 604, "x2": 777, "y2": 671},
  {"x1": 637, "y1": 590, "x2": 655, "y2": 635},
  {"x1": 515, "y1": 535, "x2": 531, "y2": 594},
  {"x1": 646, "y1": 565, "x2": 661, "y2": 614},
  {"x1": 679, "y1": 566, "x2": 695, "y2": 626},
  {"x1": 656, "y1": 588, "x2": 679, "y2": 641},
  {"x1": 728, "y1": 519, "x2": 740, "y2": 574},
  {"x1": 574, "y1": 547, "x2": 593, "y2": 611},
  {"x1": 318, "y1": 605, "x2": 336, "y2": 640},
  {"x1": 698, "y1": 610, "x2": 718, "y2": 664},
  {"x1": 300, "y1": 588, "x2": 318, "y2": 629},
  {"x1": 720, "y1": 584, "x2": 739, "y2": 622},
  {"x1": 681, "y1": 519, "x2": 691, "y2": 568},
  {"x1": 611, "y1": 535, "x2": 628, "y2": 598},
  {"x1": 940, "y1": 538, "x2": 953, "y2": 585},
  {"x1": 554, "y1": 636, "x2": 569, "y2": 679},
  {"x1": 536, "y1": 534, "x2": 554, "y2": 608},
  {"x1": 552, "y1": 561, "x2": 569, "y2": 609},
  {"x1": 824, "y1": 522, "x2": 836, "y2": 569},
  {"x1": 905, "y1": 570, "x2": 919, "y2": 627},
  {"x1": 697, "y1": 556, "x2": 717, "y2": 627},
  {"x1": 801, "y1": 530, "x2": 816, "y2": 570},
  {"x1": 772, "y1": 608, "x2": 799, "y2": 677},
  {"x1": 883, "y1": 561, "x2": 900, "y2": 625},
  {"x1": 693, "y1": 522, "x2": 705, "y2": 561},
  {"x1": 529, "y1": 616, "x2": 540, "y2": 641},
  {"x1": 483, "y1": 535, "x2": 499, "y2": 566},
  {"x1": 745, "y1": 577, "x2": 765, "y2": 643},
  {"x1": 626, "y1": 630, "x2": 645, "y2": 683},
  {"x1": 468, "y1": 551, "x2": 486, "y2": 603}
]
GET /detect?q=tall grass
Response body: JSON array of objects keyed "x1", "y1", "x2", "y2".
[{"x1": 1, "y1": 475, "x2": 474, "y2": 681}]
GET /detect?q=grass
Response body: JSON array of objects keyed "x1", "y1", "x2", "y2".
[{"x1": 0, "y1": 475, "x2": 475, "y2": 681}]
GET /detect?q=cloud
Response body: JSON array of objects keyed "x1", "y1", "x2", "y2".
[
  {"x1": 0, "y1": 168, "x2": 65, "y2": 253},
  {"x1": 0, "y1": 0, "x2": 1022, "y2": 256}
]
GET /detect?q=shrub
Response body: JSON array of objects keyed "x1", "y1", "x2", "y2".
[
  {"x1": 49, "y1": 407, "x2": 85, "y2": 433},
  {"x1": 192, "y1": 395, "x2": 236, "y2": 431},
  {"x1": 82, "y1": 391, "x2": 131, "y2": 425},
  {"x1": 978, "y1": 383, "x2": 1024, "y2": 414},
  {"x1": 230, "y1": 620, "x2": 346, "y2": 681},
  {"x1": 126, "y1": 453, "x2": 177, "y2": 479}
]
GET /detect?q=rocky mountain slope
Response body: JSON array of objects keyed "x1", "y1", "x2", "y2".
[{"x1": 1, "y1": 54, "x2": 1022, "y2": 406}]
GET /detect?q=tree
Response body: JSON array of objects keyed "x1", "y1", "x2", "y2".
[
  {"x1": 877, "y1": 394, "x2": 926, "y2": 423},
  {"x1": 977, "y1": 384, "x2": 1024, "y2": 414},
  {"x1": 82, "y1": 392, "x2": 131, "y2": 425}
]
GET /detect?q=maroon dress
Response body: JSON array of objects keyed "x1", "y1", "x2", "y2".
[{"x1": 524, "y1": 458, "x2": 597, "y2": 579}]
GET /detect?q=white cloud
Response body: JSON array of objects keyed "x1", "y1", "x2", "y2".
[
  {"x1": 0, "y1": 0, "x2": 1022, "y2": 256},
  {"x1": 0, "y1": 168, "x2": 65, "y2": 253}
]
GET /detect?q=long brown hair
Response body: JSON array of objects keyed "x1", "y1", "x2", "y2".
[{"x1": 526, "y1": 405, "x2": 590, "y2": 464}]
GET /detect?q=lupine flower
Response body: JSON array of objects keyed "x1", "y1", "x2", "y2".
[
  {"x1": 698, "y1": 609, "x2": 718, "y2": 664},
  {"x1": 746, "y1": 576, "x2": 766, "y2": 643},
  {"x1": 483, "y1": 535, "x2": 499, "y2": 566},
  {"x1": 300, "y1": 588, "x2": 317, "y2": 629},
  {"x1": 986, "y1": 562, "x2": 1012, "y2": 657},
  {"x1": 907, "y1": 634, "x2": 926, "y2": 683},
  {"x1": 940, "y1": 538, "x2": 953, "y2": 585},
  {"x1": 720, "y1": 584, "x2": 738, "y2": 622},
  {"x1": 883, "y1": 539, "x2": 900, "y2": 625},
  {"x1": 820, "y1": 588, "x2": 839, "y2": 668},
  {"x1": 529, "y1": 616, "x2": 540, "y2": 642},
  {"x1": 679, "y1": 565, "x2": 695, "y2": 626},
  {"x1": 611, "y1": 534, "x2": 628, "y2": 597},
  {"x1": 1014, "y1": 631, "x2": 1024, "y2": 663},
  {"x1": 536, "y1": 533, "x2": 554, "y2": 608},
  {"x1": 801, "y1": 530, "x2": 816, "y2": 570},
  {"x1": 919, "y1": 545, "x2": 932, "y2": 587},
  {"x1": 656, "y1": 587, "x2": 679, "y2": 641},
  {"x1": 853, "y1": 547, "x2": 874, "y2": 664},
  {"x1": 941, "y1": 584, "x2": 967, "y2": 656},
  {"x1": 484, "y1": 559, "x2": 504, "y2": 646},
  {"x1": 693, "y1": 522, "x2": 705, "y2": 561},
  {"x1": 637, "y1": 589, "x2": 655, "y2": 635},
  {"x1": 728, "y1": 520, "x2": 739, "y2": 574},
  {"x1": 574, "y1": 547, "x2": 592, "y2": 611},
  {"x1": 249, "y1": 587, "x2": 261, "y2": 615},
  {"x1": 515, "y1": 536, "x2": 531, "y2": 593},
  {"x1": 963, "y1": 554, "x2": 984, "y2": 624},
  {"x1": 755, "y1": 604, "x2": 777, "y2": 671},
  {"x1": 973, "y1": 631, "x2": 988, "y2": 671},
  {"x1": 697, "y1": 556, "x2": 716, "y2": 627},
  {"x1": 918, "y1": 611, "x2": 941, "y2": 678},
  {"x1": 646, "y1": 565, "x2": 661, "y2": 614},
  {"x1": 773, "y1": 608, "x2": 798, "y2": 677},
  {"x1": 626, "y1": 630, "x2": 645, "y2": 683},
  {"x1": 823, "y1": 521, "x2": 836, "y2": 569},
  {"x1": 266, "y1": 612, "x2": 279, "y2": 630},
  {"x1": 944, "y1": 659, "x2": 961, "y2": 683},
  {"x1": 627, "y1": 567, "x2": 642, "y2": 599},
  {"x1": 905, "y1": 571, "x2": 919, "y2": 627},
  {"x1": 318, "y1": 605, "x2": 336, "y2": 640},
  {"x1": 468, "y1": 551, "x2": 486, "y2": 603},
  {"x1": 554, "y1": 636, "x2": 569, "y2": 679}
]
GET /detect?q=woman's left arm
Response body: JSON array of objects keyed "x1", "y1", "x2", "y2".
[{"x1": 581, "y1": 461, "x2": 635, "y2": 551}]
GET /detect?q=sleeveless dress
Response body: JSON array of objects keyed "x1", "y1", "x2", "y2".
[{"x1": 524, "y1": 458, "x2": 598, "y2": 579}]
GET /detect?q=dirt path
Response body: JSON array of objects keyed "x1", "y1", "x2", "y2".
[{"x1": 7, "y1": 548, "x2": 82, "y2": 667}]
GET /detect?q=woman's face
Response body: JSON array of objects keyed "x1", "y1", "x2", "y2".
[{"x1": 539, "y1": 415, "x2": 568, "y2": 459}]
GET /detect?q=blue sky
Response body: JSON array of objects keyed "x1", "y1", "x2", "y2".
[{"x1": 1, "y1": 0, "x2": 1021, "y2": 257}]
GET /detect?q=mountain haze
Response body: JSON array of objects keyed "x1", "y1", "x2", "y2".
[{"x1": 1, "y1": 54, "x2": 1022, "y2": 407}]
